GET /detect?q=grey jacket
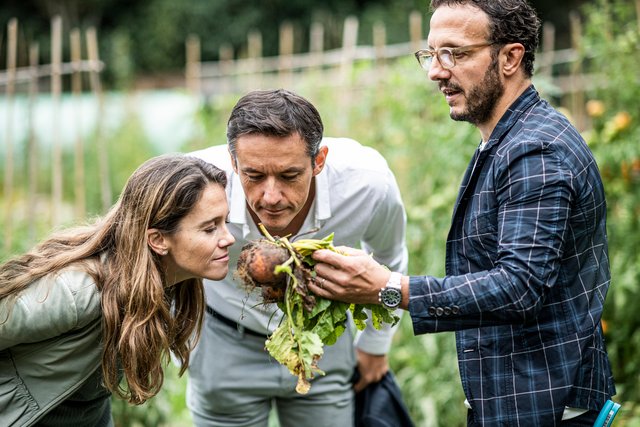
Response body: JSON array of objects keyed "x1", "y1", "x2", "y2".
[{"x1": 0, "y1": 268, "x2": 109, "y2": 426}]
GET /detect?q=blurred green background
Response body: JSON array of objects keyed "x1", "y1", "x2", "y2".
[
  {"x1": 2, "y1": 0, "x2": 587, "y2": 87},
  {"x1": 1, "y1": 0, "x2": 639, "y2": 426}
]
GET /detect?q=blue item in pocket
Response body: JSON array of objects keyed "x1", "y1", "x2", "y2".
[{"x1": 593, "y1": 400, "x2": 621, "y2": 427}]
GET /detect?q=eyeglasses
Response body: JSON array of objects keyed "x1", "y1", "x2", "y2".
[{"x1": 414, "y1": 42, "x2": 495, "y2": 70}]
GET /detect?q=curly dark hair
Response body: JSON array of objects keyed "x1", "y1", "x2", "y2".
[{"x1": 430, "y1": 0, "x2": 541, "y2": 77}]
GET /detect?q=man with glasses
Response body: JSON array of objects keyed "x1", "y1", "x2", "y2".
[{"x1": 310, "y1": 0, "x2": 616, "y2": 425}]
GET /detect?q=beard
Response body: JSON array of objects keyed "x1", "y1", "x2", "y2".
[{"x1": 445, "y1": 59, "x2": 504, "y2": 126}]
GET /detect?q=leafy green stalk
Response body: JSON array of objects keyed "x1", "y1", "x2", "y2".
[{"x1": 258, "y1": 224, "x2": 399, "y2": 394}]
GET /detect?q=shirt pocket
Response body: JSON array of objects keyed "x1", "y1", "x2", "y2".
[{"x1": 463, "y1": 209, "x2": 499, "y2": 263}]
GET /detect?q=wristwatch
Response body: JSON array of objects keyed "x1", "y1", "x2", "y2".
[{"x1": 378, "y1": 272, "x2": 403, "y2": 309}]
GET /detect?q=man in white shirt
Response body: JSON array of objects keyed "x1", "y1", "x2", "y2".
[{"x1": 187, "y1": 89, "x2": 408, "y2": 427}]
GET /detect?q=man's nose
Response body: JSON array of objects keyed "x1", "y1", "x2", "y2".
[
  {"x1": 428, "y1": 57, "x2": 450, "y2": 81},
  {"x1": 262, "y1": 178, "x2": 282, "y2": 205}
]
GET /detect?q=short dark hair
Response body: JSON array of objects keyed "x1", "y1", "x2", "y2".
[
  {"x1": 430, "y1": 0, "x2": 541, "y2": 77},
  {"x1": 226, "y1": 89, "x2": 324, "y2": 162}
]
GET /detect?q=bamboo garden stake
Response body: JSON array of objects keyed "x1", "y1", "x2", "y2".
[
  {"x1": 26, "y1": 43, "x2": 40, "y2": 245},
  {"x1": 51, "y1": 15, "x2": 63, "y2": 226},
  {"x1": 71, "y1": 28, "x2": 86, "y2": 219},
  {"x1": 3, "y1": 19, "x2": 17, "y2": 252}
]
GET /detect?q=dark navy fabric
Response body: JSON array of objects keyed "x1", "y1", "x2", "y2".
[
  {"x1": 408, "y1": 85, "x2": 616, "y2": 426},
  {"x1": 354, "y1": 370, "x2": 415, "y2": 427}
]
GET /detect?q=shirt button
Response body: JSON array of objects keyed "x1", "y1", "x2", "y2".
[
  {"x1": 428, "y1": 306, "x2": 437, "y2": 316},
  {"x1": 452, "y1": 305, "x2": 460, "y2": 314},
  {"x1": 436, "y1": 307, "x2": 444, "y2": 316},
  {"x1": 444, "y1": 307, "x2": 452, "y2": 316}
]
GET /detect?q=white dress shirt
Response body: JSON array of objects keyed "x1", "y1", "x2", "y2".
[{"x1": 190, "y1": 137, "x2": 408, "y2": 354}]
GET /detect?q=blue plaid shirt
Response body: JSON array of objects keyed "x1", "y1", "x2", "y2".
[{"x1": 408, "y1": 86, "x2": 616, "y2": 426}]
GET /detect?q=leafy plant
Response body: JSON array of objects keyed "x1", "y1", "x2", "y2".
[
  {"x1": 237, "y1": 225, "x2": 398, "y2": 395},
  {"x1": 580, "y1": 0, "x2": 640, "y2": 421}
]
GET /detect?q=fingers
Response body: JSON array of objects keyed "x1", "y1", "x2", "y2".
[
  {"x1": 310, "y1": 271, "x2": 361, "y2": 303},
  {"x1": 355, "y1": 351, "x2": 389, "y2": 392},
  {"x1": 352, "y1": 368, "x2": 387, "y2": 393},
  {"x1": 309, "y1": 275, "x2": 336, "y2": 300},
  {"x1": 312, "y1": 261, "x2": 335, "y2": 281},
  {"x1": 333, "y1": 246, "x2": 367, "y2": 256},
  {"x1": 353, "y1": 377, "x2": 368, "y2": 393},
  {"x1": 312, "y1": 248, "x2": 367, "y2": 281},
  {"x1": 312, "y1": 246, "x2": 365, "y2": 264},
  {"x1": 315, "y1": 276, "x2": 326, "y2": 289},
  {"x1": 311, "y1": 248, "x2": 344, "y2": 265},
  {"x1": 311, "y1": 247, "x2": 384, "y2": 305}
]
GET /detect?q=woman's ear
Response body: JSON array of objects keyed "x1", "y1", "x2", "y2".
[{"x1": 147, "y1": 229, "x2": 169, "y2": 256}]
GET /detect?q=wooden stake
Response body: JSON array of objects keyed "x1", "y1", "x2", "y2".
[
  {"x1": 185, "y1": 34, "x2": 201, "y2": 95},
  {"x1": 278, "y1": 22, "x2": 294, "y2": 88},
  {"x1": 248, "y1": 31, "x2": 262, "y2": 59},
  {"x1": 338, "y1": 16, "x2": 358, "y2": 133},
  {"x1": 309, "y1": 22, "x2": 323, "y2": 54},
  {"x1": 87, "y1": 26, "x2": 112, "y2": 212},
  {"x1": 219, "y1": 43, "x2": 234, "y2": 94},
  {"x1": 247, "y1": 30, "x2": 263, "y2": 89},
  {"x1": 540, "y1": 22, "x2": 556, "y2": 79},
  {"x1": 3, "y1": 18, "x2": 18, "y2": 252},
  {"x1": 340, "y1": 16, "x2": 358, "y2": 82},
  {"x1": 409, "y1": 11, "x2": 423, "y2": 53},
  {"x1": 71, "y1": 28, "x2": 85, "y2": 219},
  {"x1": 26, "y1": 43, "x2": 40, "y2": 245},
  {"x1": 309, "y1": 22, "x2": 324, "y2": 69},
  {"x1": 51, "y1": 15, "x2": 63, "y2": 226},
  {"x1": 373, "y1": 21, "x2": 387, "y2": 67},
  {"x1": 569, "y1": 11, "x2": 585, "y2": 131}
]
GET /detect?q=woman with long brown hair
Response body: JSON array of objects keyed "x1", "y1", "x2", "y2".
[{"x1": 0, "y1": 153, "x2": 235, "y2": 426}]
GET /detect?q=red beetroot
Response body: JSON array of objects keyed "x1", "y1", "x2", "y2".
[{"x1": 237, "y1": 239, "x2": 290, "y2": 287}]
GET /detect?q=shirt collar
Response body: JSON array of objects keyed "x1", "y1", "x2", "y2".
[
  {"x1": 485, "y1": 84, "x2": 540, "y2": 148},
  {"x1": 228, "y1": 171, "x2": 248, "y2": 225},
  {"x1": 315, "y1": 166, "x2": 331, "y2": 221}
]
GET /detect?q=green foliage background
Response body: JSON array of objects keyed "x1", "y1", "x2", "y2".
[
  {"x1": 1, "y1": 0, "x2": 586, "y2": 88},
  {"x1": 1, "y1": 0, "x2": 639, "y2": 426},
  {"x1": 579, "y1": 0, "x2": 640, "y2": 424}
]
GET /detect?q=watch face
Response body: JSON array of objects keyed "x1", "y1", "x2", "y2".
[{"x1": 381, "y1": 288, "x2": 402, "y2": 308}]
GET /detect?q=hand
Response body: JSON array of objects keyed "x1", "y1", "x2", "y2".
[
  {"x1": 353, "y1": 350, "x2": 389, "y2": 393},
  {"x1": 309, "y1": 246, "x2": 390, "y2": 305}
]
